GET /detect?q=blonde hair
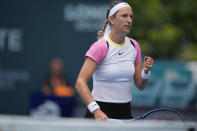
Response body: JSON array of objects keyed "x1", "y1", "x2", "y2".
[{"x1": 97, "y1": 1, "x2": 124, "y2": 40}]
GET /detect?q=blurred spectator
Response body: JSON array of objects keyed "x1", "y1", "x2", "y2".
[
  {"x1": 41, "y1": 57, "x2": 74, "y2": 97},
  {"x1": 29, "y1": 57, "x2": 76, "y2": 117}
]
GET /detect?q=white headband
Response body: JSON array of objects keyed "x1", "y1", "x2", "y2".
[
  {"x1": 103, "y1": 2, "x2": 131, "y2": 38},
  {"x1": 108, "y1": 2, "x2": 131, "y2": 20}
]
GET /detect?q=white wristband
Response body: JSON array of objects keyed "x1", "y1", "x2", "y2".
[
  {"x1": 141, "y1": 69, "x2": 151, "y2": 80},
  {"x1": 87, "y1": 101, "x2": 100, "y2": 113}
]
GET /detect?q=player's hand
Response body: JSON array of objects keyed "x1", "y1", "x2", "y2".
[
  {"x1": 143, "y1": 56, "x2": 154, "y2": 74},
  {"x1": 93, "y1": 109, "x2": 109, "y2": 121}
]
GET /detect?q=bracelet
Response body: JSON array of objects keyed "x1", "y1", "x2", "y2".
[
  {"x1": 141, "y1": 69, "x2": 151, "y2": 80},
  {"x1": 87, "y1": 101, "x2": 100, "y2": 113}
]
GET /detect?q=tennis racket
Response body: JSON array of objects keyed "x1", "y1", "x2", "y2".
[
  {"x1": 133, "y1": 108, "x2": 184, "y2": 121},
  {"x1": 109, "y1": 108, "x2": 184, "y2": 122}
]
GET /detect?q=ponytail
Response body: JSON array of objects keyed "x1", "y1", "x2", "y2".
[{"x1": 97, "y1": 20, "x2": 109, "y2": 40}]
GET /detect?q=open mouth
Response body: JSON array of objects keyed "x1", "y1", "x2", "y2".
[{"x1": 124, "y1": 25, "x2": 131, "y2": 29}]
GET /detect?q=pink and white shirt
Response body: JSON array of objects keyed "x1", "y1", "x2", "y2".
[{"x1": 85, "y1": 36, "x2": 142, "y2": 103}]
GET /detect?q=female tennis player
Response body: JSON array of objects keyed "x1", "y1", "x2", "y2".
[{"x1": 75, "y1": 1, "x2": 154, "y2": 120}]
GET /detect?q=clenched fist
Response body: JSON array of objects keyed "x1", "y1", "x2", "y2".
[{"x1": 143, "y1": 56, "x2": 154, "y2": 74}]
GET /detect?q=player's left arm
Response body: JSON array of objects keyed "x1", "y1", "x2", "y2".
[{"x1": 134, "y1": 56, "x2": 154, "y2": 90}]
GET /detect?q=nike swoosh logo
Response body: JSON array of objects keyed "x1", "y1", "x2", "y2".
[{"x1": 119, "y1": 52, "x2": 124, "y2": 55}]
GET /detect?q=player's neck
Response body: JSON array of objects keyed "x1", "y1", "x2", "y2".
[{"x1": 109, "y1": 31, "x2": 125, "y2": 44}]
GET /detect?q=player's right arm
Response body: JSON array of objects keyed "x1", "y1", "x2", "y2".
[{"x1": 75, "y1": 57, "x2": 109, "y2": 120}]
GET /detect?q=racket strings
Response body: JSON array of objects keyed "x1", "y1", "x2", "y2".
[{"x1": 144, "y1": 110, "x2": 184, "y2": 121}]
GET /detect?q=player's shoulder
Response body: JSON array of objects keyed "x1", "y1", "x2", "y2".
[
  {"x1": 127, "y1": 36, "x2": 140, "y2": 47},
  {"x1": 91, "y1": 38, "x2": 108, "y2": 49},
  {"x1": 127, "y1": 36, "x2": 138, "y2": 43}
]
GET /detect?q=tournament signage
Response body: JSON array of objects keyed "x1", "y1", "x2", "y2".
[{"x1": 63, "y1": 3, "x2": 107, "y2": 32}]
